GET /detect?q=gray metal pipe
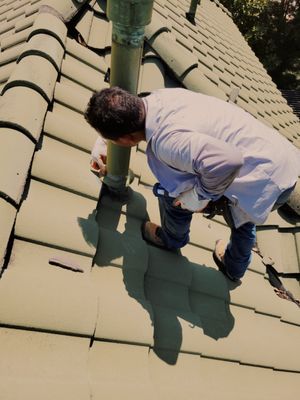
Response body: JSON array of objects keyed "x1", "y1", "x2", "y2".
[{"x1": 104, "y1": 0, "x2": 154, "y2": 191}]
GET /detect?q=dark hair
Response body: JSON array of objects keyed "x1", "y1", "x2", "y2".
[{"x1": 84, "y1": 87, "x2": 145, "y2": 140}]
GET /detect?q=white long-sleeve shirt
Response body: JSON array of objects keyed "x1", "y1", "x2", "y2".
[{"x1": 143, "y1": 88, "x2": 300, "y2": 227}]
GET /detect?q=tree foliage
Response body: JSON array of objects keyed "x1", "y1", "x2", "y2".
[{"x1": 221, "y1": 0, "x2": 300, "y2": 89}]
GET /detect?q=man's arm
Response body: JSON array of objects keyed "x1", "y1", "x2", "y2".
[{"x1": 152, "y1": 128, "x2": 244, "y2": 201}]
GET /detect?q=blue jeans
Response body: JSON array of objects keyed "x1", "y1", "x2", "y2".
[{"x1": 155, "y1": 185, "x2": 295, "y2": 279}]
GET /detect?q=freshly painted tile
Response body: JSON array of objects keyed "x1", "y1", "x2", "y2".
[
  {"x1": 229, "y1": 268, "x2": 289, "y2": 318},
  {"x1": 145, "y1": 9, "x2": 169, "y2": 41},
  {"x1": 32, "y1": 135, "x2": 102, "y2": 199},
  {"x1": 0, "y1": 127, "x2": 34, "y2": 203},
  {"x1": 13, "y1": 0, "x2": 31, "y2": 11},
  {"x1": 183, "y1": 68, "x2": 227, "y2": 100},
  {"x1": 139, "y1": 57, "x2": 166, "y2": 93},
  {"x1": 54, "y1": 81, "x2": 97, "y2": 113},
  {"x1": 97, "y1": 184, "x2": 150, "y2": 223},
  {"x1": 149, "y1": 350, "x2": 201, "y2": 400},
  {"x1": 0, "y1": 19, "x2": 15, "y2": 35},
  {"x1": 59, "y1": 75, "x2": 94, "y2": 97},
  {"x1": 203, "y1": 67, "x2": 220, "y2": 86},
  {"x1": 153, "y1": 1, "x2": 169, "y2": 19},
  {"x1": 92, "y1": 266, "x2": 154, "y2": 345},
  {"x1": 24, "y1": 2, "x2": 39, "y2": 17},
  {"x1": 0, "y1": 26, "x2": 32, "y2": 50},
  {"x1": 104, "y1": 19, "x2": 112, "y2": 47},
  {"x1": 61, "y1": 54, "x2": 106, "y2": 91},
  {"x1": 15, "y1": 179, "x2": 98, "y2": 255},
  {"x1": 16, "y1": 11, "x2": 35, "y2": 32},
  {"x1": 149, "y1": 305, "x2": 205, "y2": 355},
  {"x1": 88, "y1": 14, "x2": 109, "y2": 49},
  {"x1": 129, "y1": 147, "x2": 146, "y2": 178},
  {"x1": 20, "y1": 32, "x2": 65, "y2": 71},
  {"x1": 150, "y1": 350, "x2": 300, "y2": 400},
  {"x1": 0, "y1": 42, "x2": 23, "y2": 65},
  {"x1": 4, "y1": 54, "x2": 58, "y2": 102},
  {"x1": 6, "y1": 5, "x2": 25, "y2": 22},
  {"x1": 43, "y1": 108, "x2": 98, "y2": 151},
  {"x1": 0, "y1": 198, "x2": 16, "y2": 269},
  {"x1": 139, "y1": 163, "x2": 157, "y2": 186},
  {"x1": 257, "y1": 230, "x2": 289, "y2": 271},
  {"x1": 75, "y1": 8, "x2": 93, "y2": 44},
  {"x1": 0, "y1": 240, "x2": 98, "y2": 335},
  {"x1": 0, "y1": 328, "x2": 90, "y2": 400},
  {"x1": 278, "y1": 231, "x2": 299, "y2": 272},
  {"x1": 0, "y1": 61, "x2": 15, "y2": 83},
  {"x1": 146, "y1": 275, "x2": 191, "y2": 311},
  {"x1": 148, "y1": 31, "x2": 198, "y2": 79},
  {"x1": 146, "y1": 245, "x2": 194, "y2": 286},
  {"x1": 89, "y1": 341, "x2": 155, "y2": 400},
  {"x1": 189, "y1": 213, "x2": 230, "y2": 251},
  {"x1": 94, "y1": 224, "x2": 141, "y2": 269},
  {"x1": 98, "y1": 189, "x2": 145, "y2": 227},
  {"x1": 66, "y1": 37, "x2": 107, "y2": 72},
  {"x1": 0, "y1": 85, "x2": 48, "y2": 140},
  {"x1": 206, "y1": 304, "x2": 300, "y2": 370},
  {"x1": 132, "y1": 179, "x2": 162, "y2": 224},
  {"x1": 11, "y1": 238, "x2": 93, "y2": 274},
  {"x1": 37, "y1": 0, "x2": 81, "y2": 21},
  {"x1": 31, "y1": 6, "x2": 67, "y2": 39}
]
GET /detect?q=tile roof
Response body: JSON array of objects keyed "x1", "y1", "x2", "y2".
[
  {"x1": 281, "y1": 90, "x2": 300, "y2": 120},
  {"x1": 0, "y1": 0, "x2": 300, "y2": 398}
]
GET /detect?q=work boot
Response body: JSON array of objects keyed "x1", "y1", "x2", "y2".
[
  {"x1": 141, "y1": 221, "x2": 167, "y2": 249},
  {"x1": 213, "y1": 239, "x2": 240, "y2": 283}
]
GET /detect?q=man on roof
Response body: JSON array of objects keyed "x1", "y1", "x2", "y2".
[{"x1": 84, "y1": 87, "x2": 300, "y2": 283}]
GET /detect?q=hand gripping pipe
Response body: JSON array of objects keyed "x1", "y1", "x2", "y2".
[{"x1": 104, "y1": 0, "x2": 154, "y2": 193}]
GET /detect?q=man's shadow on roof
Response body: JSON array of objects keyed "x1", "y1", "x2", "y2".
[{"x1": 80, "y1": 184, "x2": 235, "y2": 365}]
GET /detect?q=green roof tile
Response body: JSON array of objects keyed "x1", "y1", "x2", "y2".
[
  {"x1": 32, "y1": 135, "x2": 101, "y2": 199},
  {"x1": 15, "y1": 179, "x2": 98, "y2": 256},
  {"x1": 54, "y1": 81, "x2": 93, "y2": 113},
  {"x1": 66, "y1": 37, "x2": 107, "y2": 72},
  {"x1": 3, "y1": 54, "x2": 58, "y2": 103},
  {"x1": 0, "y1": 60, "x2": 15, "y2": 82},
  {"x1": 147, "y1": 31, "x2": 198, "y2": 79},
  {"x1": 75, "y1": 8, "x2": 93, "y2": 44},
  {"x1": 61, "y1": 54, "x2": 106, "y2": 91},
  {"x1": 0, "y1": 85, "x2": 48, "y2": 140},
  {"x1": 0, "y1": 239, "x2": 98, "y2": 336},
  {"x1": 0, "y1": 327, "x2": 91, "y2": 399},
  {"x1": 89, "y1": 342, "x2": 155, "y2": 400},
  {"x1": 0, "y1": 26, "x2": 32, "y2": 50},
  {"x1": 0, "y1": 126, "x2": 35, "y2": 203},
  {"x1": 87, "y1": 13, "x2": 109, "y2": 49},
  {"x1": 0, "y1": 198, "x2": 16, "y2": 270},
  {"x1": 43, "y1": 107, "x2": 98, "y2": 151},
  {"x1": 92, "y1": 264, "x2": 154, "y2": 344}
]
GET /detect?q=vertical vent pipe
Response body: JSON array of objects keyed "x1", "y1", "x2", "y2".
[{"x1": 104, "y1": 0, "x2": 154, "y2": 192}]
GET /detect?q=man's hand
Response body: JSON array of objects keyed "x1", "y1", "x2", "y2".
[
  {"x1": 174, "y1": 187, "x2": 210, "y2": 212},
  {"x1": 90, "y1": 154, "x2": 107, "y2": 177},
  {"x1": 91, "y1": 137, "x2": 107, "y2": 178}
]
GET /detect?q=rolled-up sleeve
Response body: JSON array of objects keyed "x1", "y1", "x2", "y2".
[{"x1": 153, "y1": 128, "x2": 244, "y2": 200}]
